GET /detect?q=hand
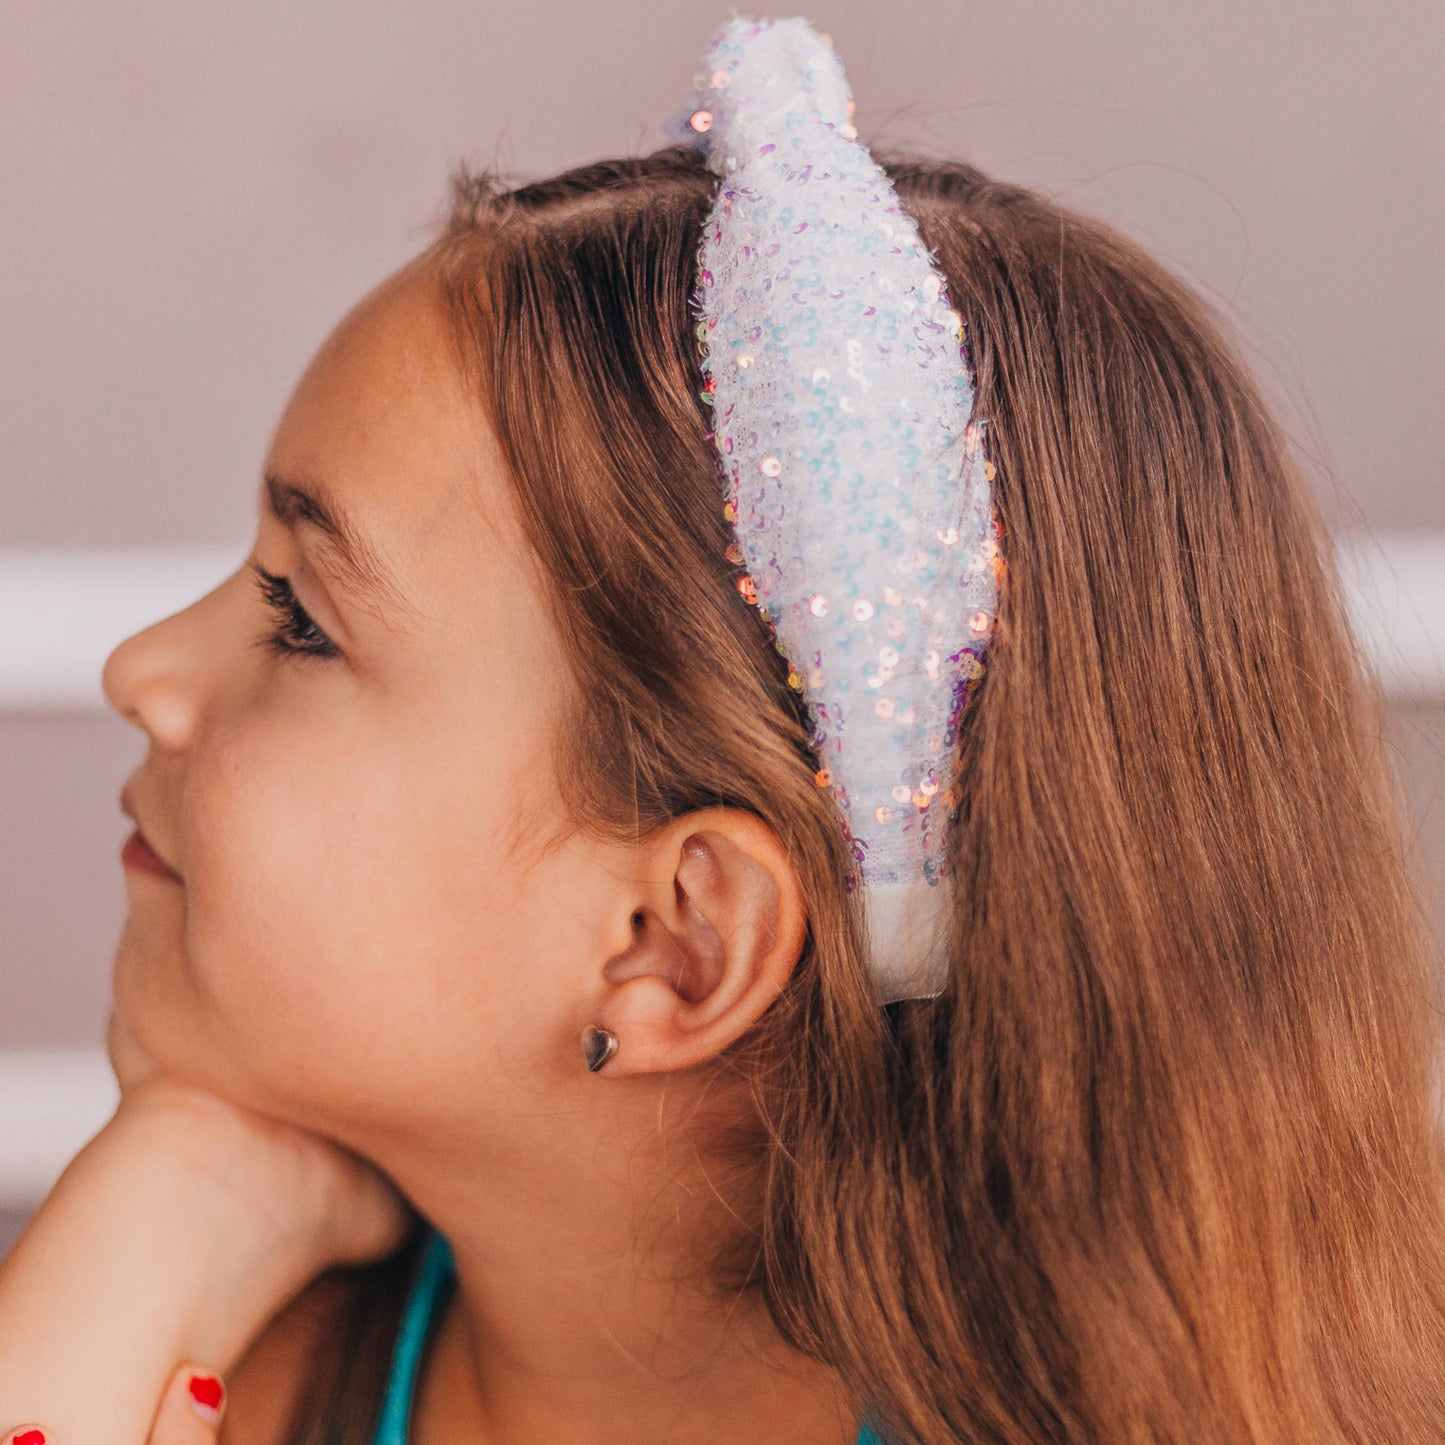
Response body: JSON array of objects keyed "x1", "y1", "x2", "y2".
[
  {"x1": 0, "y1": 1012, "x2": 415, "y2": 1439},
  {"x1": 102, "y1": 1005, "x2": 413, "y2": 1274},
  {"x1": 4, "y1": 1359, "x2": 229, "y2": 1444}
]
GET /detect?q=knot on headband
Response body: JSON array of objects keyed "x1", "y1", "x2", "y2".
[
  {"x1": 665, "y1": 14, "x2": 1001, "y2": 1001},
  {"x1": 681, "y1": 15, "x2": 854, "y2": 158}
]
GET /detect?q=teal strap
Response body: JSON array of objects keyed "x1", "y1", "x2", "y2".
[
  {"x1": 371, "y1": 1225, "x2": 886, "y2": 1444},
  {"x1": 371, "y1": 1227, "x2": 457, "y2": 1445}
]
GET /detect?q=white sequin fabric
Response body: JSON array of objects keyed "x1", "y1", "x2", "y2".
[{"x1": 666, "y1": 15, "x2": 998, "y2": 1000}]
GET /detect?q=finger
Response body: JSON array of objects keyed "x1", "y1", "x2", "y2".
[
  {"x1": 145, "y1": 1362, "x2": 227, "y2": 1442},
  {"x1": 3, "y1": 1428, "x2": 51, "y2": 1445}
]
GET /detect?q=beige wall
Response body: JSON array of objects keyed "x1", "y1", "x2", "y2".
[{"x1": 3, "y1": 0, "x2": 1443, "y2": 1060}]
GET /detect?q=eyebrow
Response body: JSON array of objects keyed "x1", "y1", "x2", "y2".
[{"x1": 262, "y1": 470, "x2": 420, "y2": 631}]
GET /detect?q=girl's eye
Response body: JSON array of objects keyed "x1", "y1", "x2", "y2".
[{"x1": 247, "y1": 559, "x2": 342, "y2": 664}]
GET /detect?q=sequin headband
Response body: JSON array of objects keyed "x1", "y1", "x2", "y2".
[{"x1": 664, "y1": 14, "x2": 1000, "y2": 1002}]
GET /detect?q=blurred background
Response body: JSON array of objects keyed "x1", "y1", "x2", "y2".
[{"x1": 2, "y1": 0, "x2": 1442, "y2": 1256}]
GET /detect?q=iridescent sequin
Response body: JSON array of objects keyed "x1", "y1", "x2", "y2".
[{"x1": 666, "y1": 15, "x2": 999, "y2": 1000}]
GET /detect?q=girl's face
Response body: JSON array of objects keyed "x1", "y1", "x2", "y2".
[{"x1": 103, "y1": 257, "x2": 620, "y2": 1166}]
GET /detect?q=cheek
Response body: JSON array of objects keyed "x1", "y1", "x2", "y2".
[{"x1": 177, "y1": 711, "x2": 521, "y2": 1119}]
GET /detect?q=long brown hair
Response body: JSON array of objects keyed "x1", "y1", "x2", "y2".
[{"x1": 284, "y1": 145, "x2": 1445, "y2": 1443}]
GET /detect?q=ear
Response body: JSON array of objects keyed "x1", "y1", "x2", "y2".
[{"x1": 589, "y1": 807, "x2": 809, "y2": 1076}]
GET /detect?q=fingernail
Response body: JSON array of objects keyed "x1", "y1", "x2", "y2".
[
  {"x1": 188, "y1": 1370, "x2": 226, "y2": 1420},
  {"x1": 13, "y1": 1431, "x2": 47, "y2": 1445}
]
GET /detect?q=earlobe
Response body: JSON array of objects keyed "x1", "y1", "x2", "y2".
[{"x1": 587, "y1": 810, "x2": 807, "y2": 1078}]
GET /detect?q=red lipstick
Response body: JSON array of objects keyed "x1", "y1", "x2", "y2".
[{"x1": 121, "y1": 827, "x2": 184, "y2": 882}]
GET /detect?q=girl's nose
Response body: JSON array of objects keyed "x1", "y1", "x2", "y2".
[{"x1": 100, "y1": 575, "x2": 232, "y2": 751}]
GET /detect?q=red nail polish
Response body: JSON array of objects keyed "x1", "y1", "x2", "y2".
[
  {"x1": 188, "y1": 1370, "x2": 225, "y2": 1413},
  {"x1": 14, "y1": 1431, "x2": 47, "y2": 1445}
]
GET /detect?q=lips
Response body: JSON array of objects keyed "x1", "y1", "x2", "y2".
[{"x1": 119, "y1": 784, "x2": 184, "y2": 882}]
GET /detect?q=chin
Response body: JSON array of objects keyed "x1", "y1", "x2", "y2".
[{"x1": 110, "y1": 922, "x2": 195, "y2": 1056}]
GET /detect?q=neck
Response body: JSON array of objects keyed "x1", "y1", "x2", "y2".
[{"x1": 383, "y1": 1084, "x2": 859, "y2": 1445}]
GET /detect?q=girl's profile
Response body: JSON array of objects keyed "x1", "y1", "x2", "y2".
[{"x1": 3, "y1": 12, "x2": 1445, "y2": 1445}]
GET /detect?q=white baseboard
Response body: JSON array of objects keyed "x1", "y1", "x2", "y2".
[
  {"x1": 0, "y1": 546, "x2": 243, "y2": 710},
  {"x1": 0, "y1": 1050, "x2": 118, "y2": 1210},
  {"x1": 0, "y1": 535, "x2": 1441, "y2": 709},
  {"x1": 1334, "y1": 533, "x2": 1445, "y2": 701}
]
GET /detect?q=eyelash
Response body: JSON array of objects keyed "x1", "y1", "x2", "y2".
[{"x1": 248, "y1": 559, "x2": 342, "y2": 664}]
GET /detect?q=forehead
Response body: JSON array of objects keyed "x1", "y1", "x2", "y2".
[{"x1": 263, "y1": 257, "x2": 513, "y2": 592}]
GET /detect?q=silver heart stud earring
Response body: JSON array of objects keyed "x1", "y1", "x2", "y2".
[{"x1": 581, "y1": 1024, "x2": 619, "y2": 1073}]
